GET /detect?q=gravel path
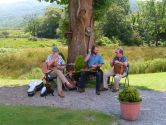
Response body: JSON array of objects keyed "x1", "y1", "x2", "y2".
[{"x1": 0, "y1": 86, "x2": 166, "y2": 125}]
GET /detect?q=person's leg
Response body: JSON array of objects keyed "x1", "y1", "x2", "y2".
[
  {"x1": 56, "y1": 77, "x2": 65, "y2": 97},
  {"x1": 113, "y1": 72, "x2": 127, "y2": 91},
  {"x1": 56, "y1": 77, "x2": 63, "y2": 92},
  {"x1": 51, "y1": 68, "x2": 72, "y2": 87},
  {"x1": 78, "y1": 71, "x2": 88, "y2": 92},
  {"x1": 103, "y1": 70, "x2": 115, "y2": 89},
  {"x1": 94, "y1": 71, "x2": 103, "y2": 95}
]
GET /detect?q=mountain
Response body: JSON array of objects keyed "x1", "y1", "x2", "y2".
[
  {"x1": 0, "y1": 0, "x2": 140, "y2": 28},
  {"x1": 0, "y1": 0, "x2": 53, "y2": 28}
]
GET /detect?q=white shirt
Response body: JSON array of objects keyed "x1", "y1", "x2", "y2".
[{"x1": 46, "y1": 54, "x2": 65, "y2": 65}]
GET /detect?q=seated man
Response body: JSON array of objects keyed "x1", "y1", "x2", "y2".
[
  {"x1": 103, "y1": 47, "x2": 128, "y2": 92},
  {"x1": 46, "y1": 46, "x2": 73, "y2": 98},
  {"x1": 78, "y1": 45, "x2": 104, "y2": 95}
]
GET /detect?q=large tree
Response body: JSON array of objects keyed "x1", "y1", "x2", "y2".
[{"x1": 39, "y1": 0, "x2": 110, "y2": 63}]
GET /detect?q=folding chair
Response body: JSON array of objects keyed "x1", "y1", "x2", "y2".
[{"x1": 108, "y1": 64, "x2": 129, "y2": 88}]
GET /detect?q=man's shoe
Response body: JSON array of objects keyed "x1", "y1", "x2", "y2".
[
  {"x1": 78, "y1": 87, "x2": 85, "y2": 93},
  {"x1": 96, "y1": 91, "x2": 100, "y2": 95},
  {"x1": 58, "y1": 91, "x2": 65, "y2": 98},
  {"x1": 112, "y1": 89, "x2": 119, "y2": 92}
]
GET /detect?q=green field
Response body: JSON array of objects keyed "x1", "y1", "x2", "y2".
[
  {"x1": 0, "y1": 38, "x2": 166, "y2": 78},
  {"x1": 120, "y1": 72, "x2": 166, "y2": 91},
  {"x1": 0, "y1": 38, "x2": 63, "y2": 48},
  {"x1": 0, "y1": 105, "x2": 115, "y2": 125},
  {"x1": 0, "y1": 72, "x2": 166, "y2": 91},
  {"x1": 0, "y1": 38, "x2": 166, "y2": 91}
]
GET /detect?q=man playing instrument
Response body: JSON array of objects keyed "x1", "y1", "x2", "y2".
[
  {"x1": 103, "y1": 47, "x2": 128, "y2": 92},
  {"x1": 78, "y1": 45, "x2": 104, "y2": 95},
  {"x1": 45, "y1": 47, "x2": 73, "y2": 97}
]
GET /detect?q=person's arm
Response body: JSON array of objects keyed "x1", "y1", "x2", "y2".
[
  {"x1": 84, "y1": 54, "x2": 91, "y2": 62},
  {"x1": 123, "y1": 57, "x2": 128, "y2": 67},
  {"x1": 84, "y1": 49, "x2": 91, "y2": 62}
]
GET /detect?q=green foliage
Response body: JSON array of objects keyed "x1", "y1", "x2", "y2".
[
  {"x1": 24, "y1": 6, "x2": 62, "y2": 38},
  {"x1": 40, "y1": 0, "x2": 111, "y2": 21},
  {"x1": 24, "y1": 14, "x2": 39, "y2": 37},
  {"x1": 97, "y1": 37, "x2": 112, "y2": 46},
  {"x1": 58, "y1": 9, "x2": 70, "y2": 43},
  {"x1": 74, "y1": 55, "x2": 85, "y2": 72},
  {"x1": 1, "y1": 39, "x2": 166, "y2": 78},
  {"x1": 0, "y1": 38, "x2": 62, "y2": 48},
  {"x1": 0, "y1": 29, "x2": 30, "y2": 38},
  {"x1": 39, "y1": 0, "x2": 68, "y2": 5},
  {"x1": 96, "y1": 0, "x2": 166, "y2": 46},
  {"x1": 0, "y1": 47, "x2": 67, "y2": 78},
  {"x1": 134, "y1": 0, "x2": 166, "y2": 46},
  {"x1": 102, "y1": 2, "x2": 143, "y2": 46},
  {"x1": 130, "y1": 58, "x2": 166, "y2": 74},
  {"x1": 93, "y1": 0, "x2": 111, "y2": 21},
  {"x1": 96, "y1": 36, "x2": 122, "y2": 47},
  {"x1": 103, "y1": 58, "x2": 166, "y2": 74},
  {"x1": 118, "y1": 87, "x2": 142, "y2": 102},
  {"x1": 0, "y1": 31, "x2": 9, "y2": 38},
  {"x1": 37, "y1": 7, "x2": 62, "y2": 38}
]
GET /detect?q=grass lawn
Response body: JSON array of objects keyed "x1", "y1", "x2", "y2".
[
  {"x1": 0, "y1": 72, "x2": 166, "y2": 91},
  {"x1": 81, "y1": 72, "x2": 166, "y2": 91},
  {"x1": 0, "y1": 105, "x2": 115, "y2": 125},
  {"x1": 0, "y1": 79, "x2": 31, "y2": 87},
  {"x1": 120, "y1": 72, "x2": 166, "y2": 91}
]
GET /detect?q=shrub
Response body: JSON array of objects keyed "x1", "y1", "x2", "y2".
[
  {"x1": 28, "y1": 36, "x2": 38, "y2": 41},
  {"x1": 102, "y1": 58, "x2": 166, "y2": 74},
  {"x1": 74, "y1": 55, "x2": 85, "y2": 72},
  {"x1": 118, "y1": 87, "x2": 142, "y2": 102},
  {"x1": 130, "y1": 58, "x2": 166, "y2": 74},
  {"x1": 97, "y1": 37, "x2": 112, "y2": 46}
]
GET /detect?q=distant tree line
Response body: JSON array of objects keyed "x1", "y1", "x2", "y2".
[
  {"x1": 25, "y1": 0, "x2": 166, "y2": 46},
  {"x1": 24, "y1": 6, "x2": 62, "y2": 38}
]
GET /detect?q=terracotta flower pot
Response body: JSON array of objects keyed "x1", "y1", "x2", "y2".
[{"x1": 120, "y1": 101, "x2": 141, "y2": 121}]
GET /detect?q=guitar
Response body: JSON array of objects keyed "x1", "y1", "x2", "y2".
[
  {"x1": 113, "y1": 62, "x2": 126, "y2": 74},
  {"x1": 42, "y1": 62, "x2": 66, "y2": 74}
]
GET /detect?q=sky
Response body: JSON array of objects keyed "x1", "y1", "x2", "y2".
[{"x1": 0, "y1": 0, "x2": 23, "y2": 4}]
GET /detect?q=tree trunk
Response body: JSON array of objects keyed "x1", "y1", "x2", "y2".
[{"x1": 67, "y1": 0, "x2": 95, "y2": 63}]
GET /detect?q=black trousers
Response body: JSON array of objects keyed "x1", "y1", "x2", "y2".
[{"x1": 79, "y1": 70, "x2": 103, "y2": 91}]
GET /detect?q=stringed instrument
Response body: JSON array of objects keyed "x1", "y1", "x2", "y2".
[{"x1": 113, "y1": 63, "x2": 126, "y2": 74}]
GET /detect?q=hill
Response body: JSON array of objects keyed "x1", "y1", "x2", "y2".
[{"x1": 0, "y1": 0, "x2": 53, "y2": 28}]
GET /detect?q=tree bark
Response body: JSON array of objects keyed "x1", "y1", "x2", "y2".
[{"x1": 67, "y1": 0, "x2": 95, "y2": 63}]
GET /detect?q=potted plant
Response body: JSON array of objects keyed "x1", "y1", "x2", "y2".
[
  {"x1": 118, "y1": 87, "x2": 142, "y2": 121},
  {"x1": 72, "y1": 55, "x2": 85, "y2": 81},
  {"x1": 74, "y1": 55, "x2": 85, "y2": 72}
]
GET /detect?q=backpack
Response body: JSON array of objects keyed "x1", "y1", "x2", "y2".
[{"x1": 27, "y1": 80, "x2": 43, "y2": 97}]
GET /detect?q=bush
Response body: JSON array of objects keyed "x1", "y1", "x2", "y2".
[
  {"x1": 28, "y1": 36, "x2": 38, "y2": 41},
  {"x1": 130, "y1": 58, "x2": 166, "y2": 74},
  {"x1": 118, "y1": 87, "x2": 142, "y2": 102},
  {"x1": 74, "y1": 55, "x2": 85, "y2": 72},
  {"x1": 97, "y1": 37, "x2": 112, "y2": 46}
]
